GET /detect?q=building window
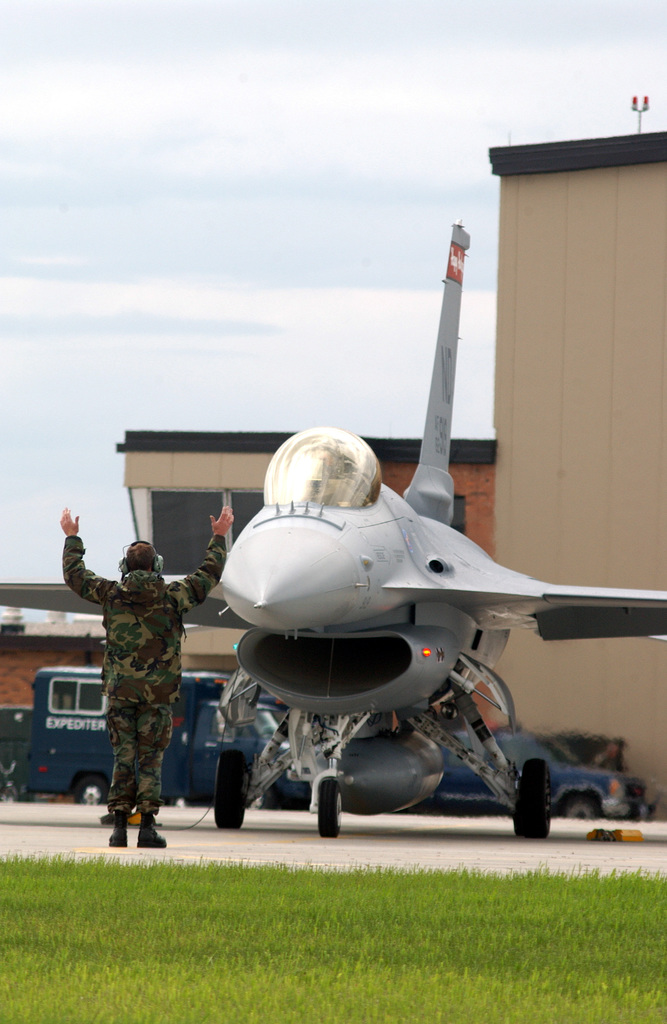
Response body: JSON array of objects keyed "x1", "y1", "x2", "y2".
[
  {"x1": 453, "y1": 495, "x2": 466, "y2": 534},
  {"x1": 228, "y1": 491, "x2": 265, "y2": 541},
  {"x1": 151, "y1": 490, "x2": 264, "y2": 574}
]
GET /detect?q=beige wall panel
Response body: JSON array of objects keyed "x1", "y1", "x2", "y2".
[
  {"x1": 166, "y1": 452, "x2": 271, "y2": 489},
  {"x1": 495, "y1": 174, "x2": 569, "y2": 579},
  {"x1": 495, "y1": 157, "x2": 667, "y2": 810},
  {"x1": 219, "y1": 453, "x2": 272, "y2": 489},
  {"x1": 557, "y1": 169, "x2": 617, "y2": 584},
  {"x1": 609, "y1": 165, "x2": 667, "y2": 587},
  {"x1": 168, "y1": 452, "x2": 224, "y2": 488},
  {"x1": 184, "y1": 628, "x2": 245, "y2": 656},
  {"x1": 494, "y1": 178, "x2": 521, "y2": 568},
  {"x1": 124, "y1": 451, "x2": 272, "y2": 490},
  {"x1": 498, "y1": 632, "x2": 608, "y2": 734},
  {"x1": 496, "y1": 163, "x2": 667, "y2": 585},
  {"x1": 124, "y1": 452, "x2": 175, "y2": 488}
]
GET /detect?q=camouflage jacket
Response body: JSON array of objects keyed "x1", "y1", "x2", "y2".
[{"x1": 62, "y1": 535, "x2": 226, "y2": 704}]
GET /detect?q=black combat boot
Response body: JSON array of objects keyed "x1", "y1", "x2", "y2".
[
  {"x1": 137, "y1": 812, "x2": 167, "y2": 849},
  {"x1": 109, "y1": 811, "x2": 128, "y2": 848}
]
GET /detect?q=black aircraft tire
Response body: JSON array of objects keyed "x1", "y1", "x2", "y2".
[
  {"x1": 214, "y1": 749, "x2": 247, "y2": 829},
  {"x1": 318, "y1": 777, "x2": 342, "y2": 838},
  {"x1": 513, "y1": 758, "x2": 551, "y2": 839}
]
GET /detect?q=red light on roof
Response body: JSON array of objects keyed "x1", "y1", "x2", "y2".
[{"x1": 421, "y1": 647, "x2": 432, "y2": 658}]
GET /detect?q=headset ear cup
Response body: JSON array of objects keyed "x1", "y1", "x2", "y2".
[{"x1": 120, "y1": 543, "x2": 162, "y2": 574}]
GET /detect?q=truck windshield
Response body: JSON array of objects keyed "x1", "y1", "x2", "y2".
[
  {"x1": 264, "y1": 427, "x2": 381, "y2": 508},
  {"x1": 215, "y1": 708, "x2": 278, "y2": 740}
]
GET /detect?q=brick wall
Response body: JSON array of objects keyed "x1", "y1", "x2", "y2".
[
  {"x1": 381, "y1": 460, "x2": 496, "y2": 555},
  {"x1": 0, "y1": 649, "x2": 103, "y2": 706}
]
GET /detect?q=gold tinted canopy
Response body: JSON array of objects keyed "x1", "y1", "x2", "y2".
[{"x1": 265, "y1": 428, "x2": 382, "y2": 508}]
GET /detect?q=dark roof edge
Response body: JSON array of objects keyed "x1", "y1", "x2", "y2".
[
  {"x1": 117, "y1": 431, "x2": 496, "y2": 465},
  {"x1": 117, "y1": 431, "x2": 293, "y2": 454},
  {"x1": 490, "y1": 131, "x2": 667, "y2": 177}
]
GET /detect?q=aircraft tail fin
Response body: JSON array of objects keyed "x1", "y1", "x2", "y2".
[{"x1": 404, "y1": 221, "x2": 470, "y2": 524}]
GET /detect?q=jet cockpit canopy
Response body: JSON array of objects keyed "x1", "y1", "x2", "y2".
[{"x1": 265, "y1": 427, "x2": 382, "y2": 508}]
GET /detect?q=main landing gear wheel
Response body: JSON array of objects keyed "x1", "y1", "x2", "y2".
[
  {"x1": 214, "y1": 749, "x2": 247, "y2": 829},
  {"x1": 513, "y1": 758, "x2": 551, "y2": 839},
  {"x1": 318, "y1": 777, "x2": 342, "y2": 838}
]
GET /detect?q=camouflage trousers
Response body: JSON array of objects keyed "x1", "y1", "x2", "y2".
[{"x1": 106, "y1": 700, "x2": 173, "y2": 814}]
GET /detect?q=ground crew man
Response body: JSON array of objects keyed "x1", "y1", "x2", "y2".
[{"x1": 60, "y1": 505, "x2": 234, "y2": 849}]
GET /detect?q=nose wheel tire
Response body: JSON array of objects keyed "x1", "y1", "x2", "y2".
[
  {"x1": 214, "y1": 749, "x2": 247, "y2": 829},
  {"x1": 318, "y1": 777, "x2": 342, "y2": 838},
  {"x1": 513, "y1": 758, "x2": 551, "y2": 838}
]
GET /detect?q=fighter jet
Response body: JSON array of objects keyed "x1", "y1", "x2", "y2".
[
  {"x1": 216, "y1": 221, "x2": 667, "y2": 839},
  {"x1": 5, "y1": 223, "x2": 667, "y2": 839}
]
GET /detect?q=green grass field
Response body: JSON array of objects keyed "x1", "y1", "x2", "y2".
[{"x1": 0, "y1": 857, "x2": 665, "y2": 1024}]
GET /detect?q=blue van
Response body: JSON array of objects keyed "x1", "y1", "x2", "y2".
[{"x1": 28, "y1": 666, "x2": 309, "y2": 809}]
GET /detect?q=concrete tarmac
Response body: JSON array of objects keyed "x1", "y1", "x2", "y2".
[{"x1": 1, "y1": 803, "x2": 666, "y2": 874}]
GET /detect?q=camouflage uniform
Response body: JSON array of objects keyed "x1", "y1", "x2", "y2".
[{"x1": 63, "y1": 534, "x2": 226, "y2": 813}]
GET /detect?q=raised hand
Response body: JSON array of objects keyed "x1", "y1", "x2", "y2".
[
  {"x1": 210, "y1": 506, "x2": 234, "y2": 537},
  {"x1": 60, "y1": 508, "x2": 80, "y2": 537}
]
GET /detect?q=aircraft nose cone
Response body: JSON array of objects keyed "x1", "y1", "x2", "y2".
[{"x1": 222, "y1": 524, "x2": 361, "y2": 629}]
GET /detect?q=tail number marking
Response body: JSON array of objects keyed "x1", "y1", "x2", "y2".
[{"x1": 434, "y1": 414, "x2": 449, "y2": 456}]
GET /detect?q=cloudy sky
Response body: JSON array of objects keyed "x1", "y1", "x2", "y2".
[{"x1": 1, "y1": 0, "x2": 665, "y2": 599}]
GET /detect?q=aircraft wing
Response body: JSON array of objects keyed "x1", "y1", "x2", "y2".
[
  {"x1": 533, "y1": 586, "x2": 667, "y2": 640},
  {"x1": 0, "y1": 582, "x2": 95, "y2": 619},
  {"x1": 0, "y1": 581, "x2": 251, "y2": 631},
  {"x1": 384, "y1": 574, "x2": 667, "y2": 640}
]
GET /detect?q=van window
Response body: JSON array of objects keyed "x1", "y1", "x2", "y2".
[{"x1": 48, "y1": 678, "x2": 106, "y2": 716}]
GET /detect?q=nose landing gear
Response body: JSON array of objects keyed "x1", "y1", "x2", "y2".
[{"x1": 317, "y1": 776, "x2": 342, "y2": 838}]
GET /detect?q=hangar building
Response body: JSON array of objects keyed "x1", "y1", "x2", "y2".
[{"x1": 490, "y1": 130, "x2": 667, "y2": 797}]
